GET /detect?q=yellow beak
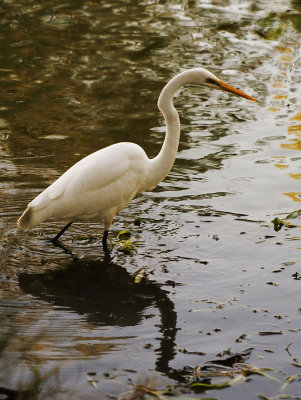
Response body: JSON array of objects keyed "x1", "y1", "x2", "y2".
[{"x1": 218, "y1": 80, "x2": 258, "y2": 102}]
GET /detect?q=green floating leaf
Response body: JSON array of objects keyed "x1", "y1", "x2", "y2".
[
  {"x1": 272, "y1": 217, "x2": 284, "y2": 232},
  {"x1": 292, "y1": 361, "x2": 301, "y2": 368},
  {"x1": 260, "y1": 26, "x2": 284, "y2": 40},
  {"x1": 285, "y1": 209, "x2": 301, "y2": 220},
  {"x1": 191, "y1": 375, "x2": 244, "y2": 389},
  {"x1": 87, "y1": 378, "x2": 98, "y2": 389},
  {"x1": 116, "y1": 230, "x2": 131, "y2": 240},
  {"x1": 252, "y1": 368, "x2": 282, "y2": 383},
  {"x1": 134, "y1": 266, "x2": 149, "y2": 283},
  {"x1": 191, "y1": 381, "x2": 230, "y2": 389},
  {"x1": 272, "y1": 209, "x2": 301, "y2": 231},
  {"x1": 115, "y1": 230, "x2": 137, "y2": 254},
  {"x1": 118, "y1": 240, "x2": 136, "y2": 255},
  {"x1": 258, "y1": 395, "x2": 270, "y2": 400},
  {"x1": 199, "y1": 398, "x2": 219, "y2": 400},
  {"x1": 280, "y1": 375, "x2": 296, "y2": 392}
]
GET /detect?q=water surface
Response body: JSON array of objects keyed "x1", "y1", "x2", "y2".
[{"x1": 1, "y1": 0, "x2": 301, "y2": 398}]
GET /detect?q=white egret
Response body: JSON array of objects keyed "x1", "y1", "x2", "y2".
[{"x1": 17, "y1": 67, "x2": 257, "y2": 250}]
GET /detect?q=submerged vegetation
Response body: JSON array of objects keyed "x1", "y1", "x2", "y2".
[
  {"x1": 2, "y1": 326, "x2": 300, "y2": 400},
  {"x1": 118, "y1": 348, "x2": 300, "y2": 399}
]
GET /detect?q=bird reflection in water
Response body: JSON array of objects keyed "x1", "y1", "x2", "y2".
[{"x1": 18, "y1": 255, "x2": 177, "y2": 374}]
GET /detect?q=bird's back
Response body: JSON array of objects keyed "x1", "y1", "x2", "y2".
[{"x1": 18, "y1": 142, "x2": 150, "y2": 229}]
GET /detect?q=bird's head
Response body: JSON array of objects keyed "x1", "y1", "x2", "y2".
[{"x1": 188, "y1": 68, "x2": 258, "y2": 102}]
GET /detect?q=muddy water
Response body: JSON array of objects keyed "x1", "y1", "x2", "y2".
[{"x1": 1, "y1": 0, "x2": 301, "y2": 398}]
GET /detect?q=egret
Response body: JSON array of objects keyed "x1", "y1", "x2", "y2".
[{"x1": 17, "y1": 67, "x2": 257, "y2": 250}]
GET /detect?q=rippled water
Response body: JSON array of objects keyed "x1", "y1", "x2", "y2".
[{"x1": 1, "y1": 0, "x2": 301, "y2": 398}]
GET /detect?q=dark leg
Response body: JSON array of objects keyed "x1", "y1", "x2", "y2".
[
  {"x1": 52, "y1": 222, "x2": 73, "y2": 243},
  {"x1": 52, "y1": 240, "x2": 78, "y2": 261},
  {"x1": 102, "y1": 230, "x2": 109, "y2": 252}
]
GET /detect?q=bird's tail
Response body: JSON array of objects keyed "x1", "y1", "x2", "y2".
[{"x1": 17, "y1": 206, "x2": 46, "y2": 230}]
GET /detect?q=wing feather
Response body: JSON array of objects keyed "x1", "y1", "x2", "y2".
[{"x1": 28, "y1": 142, "x2": 149, "y2": 221}]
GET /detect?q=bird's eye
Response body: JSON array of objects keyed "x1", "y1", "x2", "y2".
[{"x1": 206, "y1": 78, "x2": 220, "y2": 86}]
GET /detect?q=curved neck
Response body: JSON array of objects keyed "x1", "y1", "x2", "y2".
[{"x1": 145, "y1": 71, "x2": 192, "y2": 190}]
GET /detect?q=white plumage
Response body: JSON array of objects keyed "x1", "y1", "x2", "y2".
[
  {"x1": 18, "y1": 68, "x2": 257, "y2": 250},
  {"x1": 19, "y1": 143, "x2": 149, "y2": 227}
]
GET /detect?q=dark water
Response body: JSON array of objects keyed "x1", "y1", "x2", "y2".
[{"x1": 1, "y1": 0, "x2": 301, "y2": 398}]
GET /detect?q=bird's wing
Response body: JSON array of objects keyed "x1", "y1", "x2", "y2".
[{"x1": 29, "y1": 143, "x2": 148, "y2": 212}]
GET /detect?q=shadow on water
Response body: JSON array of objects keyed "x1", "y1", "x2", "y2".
[{"x1": 18, "y1": 254, "x2": 177, "y2": 375}]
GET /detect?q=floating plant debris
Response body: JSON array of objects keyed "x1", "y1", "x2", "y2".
[
  {"x1": 272, "y1": 209, "x2": 301, "y2": 231},
  {"x1": 115, "y1": 230, "x2": 137, "y2": 254}
]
